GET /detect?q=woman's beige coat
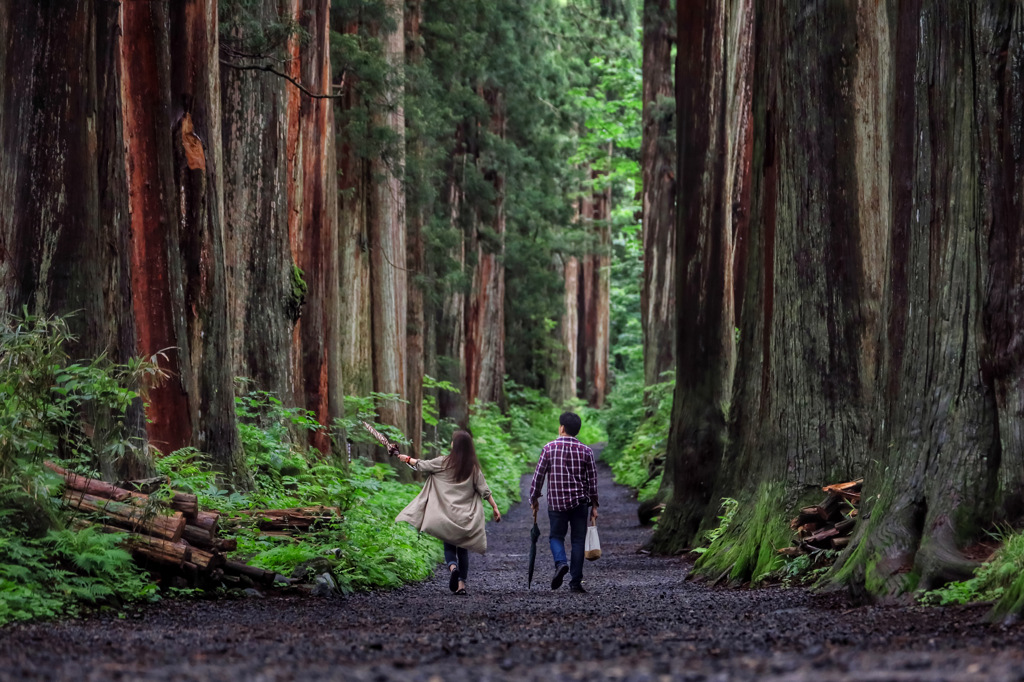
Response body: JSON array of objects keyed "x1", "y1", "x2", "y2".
[{"x1": 395, "y1": 457, "x2": 493, "y2": 554}]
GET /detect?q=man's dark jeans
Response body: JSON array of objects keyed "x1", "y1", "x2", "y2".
[{"x1": 548, "y1": 503, "x2": 589, "y2": 587}]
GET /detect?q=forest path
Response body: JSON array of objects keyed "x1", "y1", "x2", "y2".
[{"x1": 2, "y1": 456, "x2": 1024, "y2": 681}]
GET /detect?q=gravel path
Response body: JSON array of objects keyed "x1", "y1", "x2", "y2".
[{"x1": 2, "y1": 456, "x2": 1024, "y2": 681}]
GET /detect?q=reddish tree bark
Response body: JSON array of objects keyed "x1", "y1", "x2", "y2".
[
  {"x1": 465, "y1": 91, "x2": 506, "y2": 408},
  {"x1": 579, "y1": 168, "x2": 611, "y2": 409},
  {"x1": 405, "y1": 0, "x2": 426, "y2": 458},
  {"x1": 640, "y1": 0, "x2": 677, "y2": 390},
  {"x1": 0, "y1": 0, "x2": 150, "y2": 479},
  {"x1": 549, "y1": 251, "x2": 580, "y2": 407},
  {"x1": 369, "y1": 0, "x2": 408, "y2": 439}
]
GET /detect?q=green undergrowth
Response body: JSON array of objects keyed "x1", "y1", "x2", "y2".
[
  {"x1": 919, "y1": 527, "x2": 1024, "y2": 621},
  {"x1": 0, "y1": 311, "x2": 603, "y2": 620},
  {"x1": 692, "y1": 482, "x2": 791, "y2": 586},
  {"x1": 600, "y1": 372, "x2": 673, "y2": 501},
  {"x1": 160, "y1": 381, "x2": 582, "y2": 593},
  {"x1": 0, "y1": 312, "x2": 165, "y2": 625}
]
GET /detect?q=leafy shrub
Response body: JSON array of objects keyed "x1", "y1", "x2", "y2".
[
  {"x1": 920, "y1": 527, "x2": 1024, "y2": 615},
  {"x1": 0, "y1": 312, "x2": 164, "y2": 624},
  {"x1": 601, "y1": 374, "x2": 674, "y2": 500},
  {"x1": 0, "y1": 524, "x2": 158, "y2": 626},
  {"x1": 470, "y1": 402, "x2": 528, "y2": 516},
  {"x1": 691, "y1": 498, "x2": 739, "y2": 555}
]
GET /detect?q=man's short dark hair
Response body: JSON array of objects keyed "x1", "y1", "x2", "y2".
[{"x1": 560, "y1": 412, "x2": 582, "y2": 437}]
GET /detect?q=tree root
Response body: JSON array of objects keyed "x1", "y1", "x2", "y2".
[{"x1": 830, "y1": 496, "x2": 979, "y2": 601}]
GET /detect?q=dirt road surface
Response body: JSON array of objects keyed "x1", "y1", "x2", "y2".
[{"x1": 2, "y1": 457, "x2": 1024, "y2": 681}]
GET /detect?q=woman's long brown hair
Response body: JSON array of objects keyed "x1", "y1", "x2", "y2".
[{"x1": 446, "y1": 430, "x2": 480, "y2": 483}]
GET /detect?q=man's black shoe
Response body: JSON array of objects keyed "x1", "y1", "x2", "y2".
[
  {"x1": 569, "y1": 584, "x2": 587, "y2": 593},
  {"x1": 551, "y1": 564, "x2": 569, "y2": 590}
]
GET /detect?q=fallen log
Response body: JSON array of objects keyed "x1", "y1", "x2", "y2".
[
  {"x1": 72, "y1": 520, "x2": 191, "y2": 567},
  {"x1": 189, "y1": 547, "x2": 224, "y2": 572},
  {"x1": 46, "y1": 462, "x2": 134, "y2": 502},
  {"x1": 49, "y1": 461, "x2": 199, "y2": 517},
  {"x1": 193, "y1": 510, "x2": 220, "y2": 534},
  {"x1": 182, "y1": 524, "x2": 236, "y2": 552},
  {"x1": 224, "y1": 559, "x2": 278, "y2": 586},
  {"x1": 117, "y1": 475, "x2": 171, "y2": 495},
  {"x1": 225, "y1": 506, "x2": 341, "y2": 532},
  {"x1": 183, "y1": 523, "x2": 213, "y2": 546},
  {"x1": 168, "y1": 492, "x2": 199, "y2": 517},
  {"x1": 804, "y1": 526, "x2": 840, "y2": 545},
  {"x1": 65, "y1": 491, "x2": 186, "y2": 542}
]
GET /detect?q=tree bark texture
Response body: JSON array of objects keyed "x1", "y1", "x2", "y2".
[
  {"x1": 2, "y1": 0, "x2": 340, "y2": 487},
  {"x1": 640, "y1": 0, "x2": 677, "y2": 390},
  {"x1": 465, "y1": 90, "x2": 506, "y2": 408},
  {"x1": 166, "y1": 1, "x2": 246, "y2": 482},
  {"x1": 369, "y1": 0, "x2": 408, "y2": 439},
  {"x1": 548, "y1": 252, "x2": 580, "y2": 407},
  {"x1": 662, "y1": 2, "x2": 879, "y2": 574},
  {"x1": 650, "y1": 0, "x2": 734, "y2": 553},
  {"x1": 405, "y1": 0, "x2": 426, "y2": 458},
  {"x1": 336, "y1": 21, "x2": 373, "y2": 409},
  {"x1": 436, "y1": 160, "x2": 469, "y2": 427},
  {"x1": 838, "y1": 1, "x2": 1020, "y2": 597},
  {"x1": 0, "y1": 0, "x2": 151, "y2": 480},
  {"x1": 580, "y1": 168, "x2": 611, "y2": 409},
  {"x1": 660, "y1": 1, "x2": 1024, "y2": 597}
]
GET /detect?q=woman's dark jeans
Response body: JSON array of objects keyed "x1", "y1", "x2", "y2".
[
  {"x1": 548, "y1": 503, "x2": 589, "y2": 587},
  {"x1": 444, "y1": 543, "x2": 469, "y2": 582}
]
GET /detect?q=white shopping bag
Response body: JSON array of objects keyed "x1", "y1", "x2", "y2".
[{"x1": 585, "y1": 523, "x2": 601, "y2": 561}]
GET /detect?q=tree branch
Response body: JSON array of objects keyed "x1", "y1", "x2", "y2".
[{"x1": 218, "y1": 59, "x2": 345, "y2": 100}]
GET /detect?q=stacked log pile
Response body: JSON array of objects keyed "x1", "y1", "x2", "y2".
[
  {"x1": 47, "y1": 462, "x2": 284, "y2": 587},
  {"x1": 222, "y1": 506, "x2": 342, "y2": 538},
  {"x1": 780, "y1": 479, "x2": 862, "y2": 557}
]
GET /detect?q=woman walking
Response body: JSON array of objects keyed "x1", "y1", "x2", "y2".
[{"x1": 396, "y1": 431, "x2": 501, "y2": 595}]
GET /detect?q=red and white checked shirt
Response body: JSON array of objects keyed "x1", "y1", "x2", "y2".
[{"x1": 529, "y1": 436, "x2": 599, "y2": 512}]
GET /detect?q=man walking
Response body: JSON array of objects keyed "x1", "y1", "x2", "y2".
[{"x1": 529, "y1": 412, "x2": 599, "y2": 593}]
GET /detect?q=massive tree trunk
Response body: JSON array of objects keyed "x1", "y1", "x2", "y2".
[
  {"x1": 221, "y1": 1, "x2": 296, "y2": 402},
  {"x1": 640, "y1": 0, "x2": 677, "y2": 391},
  {"x1": 437, "y1": 160, "x2": 469, "y2": 427},
  {"x1": 977, "y1": 5, "x2": 1024, "y2": 522},
  {"x1": 664, "y1": 2, "x2": 875, "y2": 577},
  {"x1": 405, "y1": 0, "x2": 426, "y2": 458},
  {"x1": 580, "y1": 168, "x2": 611, "y2": 409},
  {"x1": 0, "y1": 0, "x2": 150, "y2": 480},
  {"x1": 1, "y1": 1, "x2": 249, "y2": 486},
  {"x1": 549, "y1": 252, "x2": 580, "y2": 407},
  {"x1": 650, "y1": 0, "x2": 734, "y2": 553},
  {"x1": 465, "y1": 91, "x2": 506, "y2": 408},
  {"x1": 166, "y1": 0, "x2": 247, "y2": 485},
  {"x1": 293, "y1": 0, "x2": 342, "y2": 453},
  {"x1": 659, "y1": 1, "x2": 1024, "y2": 601},
  {"x1": 835, "y1": 1, "x2": 1010, "y2": 597},
  {"x1": 369, "y1": 0, "x2": 408, "y2": 443},
  {"x1": 336, "y1": 18, "x2": 374, "y2": 409}
]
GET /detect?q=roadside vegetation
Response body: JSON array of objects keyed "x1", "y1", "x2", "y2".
[{"x1": 0, "y1": 312, "x2": 613, "y2": 625}]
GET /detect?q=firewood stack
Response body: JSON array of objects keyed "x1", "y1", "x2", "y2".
[
  {"x1": 779, "y1": 479, "x2": 862, "y2": 557},
  {"x1": 46, "y1": 461, "x2": 285, "y2": 588},
  {"x1": 222, "y1": 506, "x2": 342, "y2": 538}
]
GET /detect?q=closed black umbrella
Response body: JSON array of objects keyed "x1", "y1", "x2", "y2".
[{"x1": 528, "y1": 506, "x2": 541, "y2": 589}]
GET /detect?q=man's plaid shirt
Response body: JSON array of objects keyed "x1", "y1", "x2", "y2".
[{"x1": 529, "y1": 436, "x2": 599, "y2": 512}]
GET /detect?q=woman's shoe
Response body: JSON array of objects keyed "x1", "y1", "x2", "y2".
[
  {"x1": 448, "y1": 565, "x2": 460, "y2": 593},
  {"x1": 455, "y1": 586, "x2": 467, "y2": 595}
]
